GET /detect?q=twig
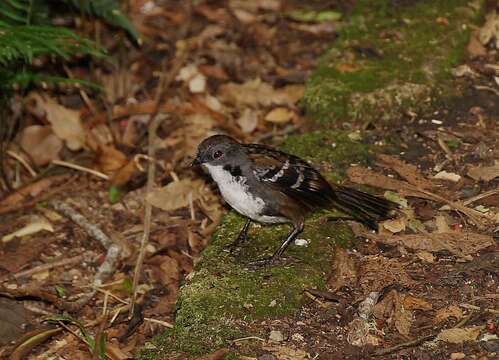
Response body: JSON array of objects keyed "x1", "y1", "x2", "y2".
[
  {"x1": 373, "y1": 333, "x2": 436, "y2": 356},
  {"x1": 129, "y1": 41, "x2": 189, "y2": 318},
  {"x1": 63, "y1": 64, "x2": 96, "y2": 114},
  {"x1": 233, "y1": 336, "x2": 266, "y2": 343},
  {"x1": 304, "y1": 290, "x2": 329, "y2": 308},
  {"x1": 1, "y1": 252, "x2": 91, "y2": 282},
  {"x1": 49, "y1": 200, "x2": 121, "y2": 310},
  {"x1": 6, "y1": 150, "x2": 37, "y2": 177},
  {"x1": 474, "y1": 85, "x2": 499, "y2": 97},
  {"x1": 463, "y1": 188, "x2": 499, "y2": 206},
  {"x1": 52, "y1": 160, "x2": 109, "y2": 180},
  {"x1": 144, "y1": 317, "x2": 174, "y2": 328}
]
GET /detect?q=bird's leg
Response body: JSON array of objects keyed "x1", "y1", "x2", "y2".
[
  {"x1": 225, "y1": 218, "x2": 251, "y2": 252},
  {"x1": 249, "y1": 220, "x2": 304, "y2": 267}
]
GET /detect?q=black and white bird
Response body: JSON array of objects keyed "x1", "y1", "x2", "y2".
[{"x1": 192, "y1": 135, "x2": 395, "y2": 265}]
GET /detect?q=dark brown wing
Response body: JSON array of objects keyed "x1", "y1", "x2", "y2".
[{"x1": 245, "y1": 144, "x2": 334, "y2": 209}]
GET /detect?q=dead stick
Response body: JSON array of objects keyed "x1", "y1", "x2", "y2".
[
  {"x1": 49, "y1": 200, "x2": 121, "y2": 310},
  {"x1": 1, "y1": 252, "x2": 91, "y2": 282},
  {"x1": 129, "y1": 44, "x2": 189, "y2": 318},
  {"x1": 373, "y1": 333, "x2": 436, "y2": 356}
]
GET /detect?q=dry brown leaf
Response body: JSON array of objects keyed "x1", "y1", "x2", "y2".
[
  {"x1": 261, "y1": 345, "x2": 309, "y2": 360},
  {"x1": 376, "y1": 154, "x2": 433, "y2": 190},
  {"x1": 416, "y1": 251, "x2": 435, "y2": 263},
  {"x1": 218, "y1": 79, "x2": 296, "y2": 108},
  {"x1": 327, "y1": 247, "x2": 358, "y2": 292},
  {"x1": 434, "y1": 305, "x2": 463, "y2": 324},
  {"x1": 478, "y1": 11, "x2": 499, "y2": 48},
  {"x1": 358, "y1": 256, "x2": 414, "y2": 294},
  {"x1": 196, "y1": 349, "x2": 230, "y2": 360},
  {"x1": 281, "y1": 84, "x2": 305, "y2": 104},
  {"x1": 382, "y1": 218, "x2": 407, "y2": 233},
  {"x1": 146, "y1": 179, "x2": 203, "y2": 211},
  {"x1": 365, "y1": 232, "x2": 494, "y2": 257},
  {"x1": 394, "y1": 293, "x2": 412, "y2": 336},
  {"x1": 467, "y1": 164, "x2": 499, "y2": 182},
  {"x1": 437, "y1": 326, "x2": 483, "y2": 343},
  {"x1": 28, "y1": 93, "x2": 85, "y2": 151},
  {"x1": 95, "y1": 145, "x2": 129, "y2": 174},
  {"x1": 347, "y1": 166, "x2": 429, "y2": 199},
  {"x1": 237, "y1": 108, "x2": 259, "y2": 133},
  {"x1": 403, "y1": 295, "x2": 432, "y2": 311},
  {"x1": 2, "y1": 216, "x2": 53, "y2": 243},
  {"x1": 467, "y1": 29, "x2": 487, "y2": 57},
  {"x1": 264, "y1": 107, "x2": 296, "y2": 124},
  {"x1": 435, "y1": 215, "x2": 451, "y2": 233},
  {"x1": 19, "y1": 125, "x2": 63, "y2": 166}
]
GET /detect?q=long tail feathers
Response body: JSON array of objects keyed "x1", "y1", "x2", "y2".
[{"x1": 331, "y1": 186, "x2": 396, "y2": 230}]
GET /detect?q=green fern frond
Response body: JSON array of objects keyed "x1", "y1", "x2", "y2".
[
  {"x1": 0, "y1": 0, "x2": 50, "y2": 26},
  {"x1": 0, "y1": 25, "x2": 104, "y2": 67},
  {"x1": 65, "y1": 0, "x2": 140, "y2": 43}
]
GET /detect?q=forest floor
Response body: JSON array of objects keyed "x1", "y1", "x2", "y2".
[{"x1": 0, "y1": 1, "x2": 498, "y2": 359}]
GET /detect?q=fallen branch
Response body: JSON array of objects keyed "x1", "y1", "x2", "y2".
[
  {"x1": 373, "y1": 333, "x2": 436, "y2": 356},
  {"x1": 49, "y1": 200, "x2": 121, "y2": 311},
  {"x1": 0, "y1": 252, "x2": 92, "y2": 282}
]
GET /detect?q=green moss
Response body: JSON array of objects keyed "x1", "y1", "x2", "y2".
[{"x1": 304, "y1": 0, "x2": 481, "y2": 124}]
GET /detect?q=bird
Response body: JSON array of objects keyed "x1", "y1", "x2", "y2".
[{"x1": 192, "y1": 134, "x2": 395, "y2": 266}]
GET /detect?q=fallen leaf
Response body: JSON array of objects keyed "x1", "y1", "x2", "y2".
[
  {"x1": 377, "y1": 154, "x2": 434, "y2": 190},
  {"x1": 365, "y1": 232, "x2": 494, "y2": 257},
  {"x1": 281, "y1": 84, "x2": 305, "y2": 104},
  {"x1": 336, "y1": 63, "x2": 361, "y2": 73},
  {"x1": 2, "y1": 216, "x2": 54, "y2": 243},
  {"x1": 478, "y1": 11, "x2": 499, "y2": 48},
  {"x1": 416, "y1": 251, "x2": 435, "y2": 263},
  {"x1": 95, "y1": 145, "x2": 129, "y2": 174},
  {"x1": 347, "y1": 167, "x2": 430, "y2": 199},
  {"x1": 384, "y1": 191, "x2": 408, "y2": 208},
  {"x1": 264, "y1": 107, "x2": 296, "y2": 124},
  {"x1": 467, "y1": 29, "x2": 487, "y2": 57},
  {"x1": 327, "y1": 247, "x2": 358, "y2": 292},
  {"x1": 403, "y1": 295, "x2": 432, "y2": 311},
  {"x1": 197, "y1": 349, "x2": 230, "y2": 360},
  {"x1": 433, "y1": 171, "x2": 461, "y2": 182},
  {"x1": 28, "y1": 92, "x2": 85, "y2": 151},
  {"x1": 218, "y1": 79, "x2": 297, "y2": 108},
  {"x1": 382, "y1": 218, "x2": 407, "y2": 233},
  {"x1": 262, "y1": 345, "x2": 309, "y2": 360},
  {"x1": 437, "y1": 326, "x2": 483, "y2": 343},
  {"x1": 237, "y1": 108, "x2": 259, "y2": 133},
  {"x1": 394, "y1": 295, "x2": 412, "y2": 336},
  {"x1": 434, "y1": 305, "x2": 463, "y2": 324},
  {"x1": 435, "y1": 215, "x2": 451, "y2": 233},
  {"x1": 189, "y1": 73, "x2": 207, "y2": 93},
  {"x1": 19, "y1": 125, "x2": 63, "y2": 166},
  {"x1": 0, "y1": 298, "x2": 27, "y2": 346},
  {"x1": 146, "y1": 179, "x2": 203, "y2": 211},
  {"x1": 467, "y1": 164, "x2": 499, "y2": 182},
  {"x1": 358, "y1": 256, "x2": 414, "y2": 294}
]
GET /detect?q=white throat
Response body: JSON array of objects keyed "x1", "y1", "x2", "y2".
[{"x1": 202, "y1": 163, "x2": 286, "y2": 224}]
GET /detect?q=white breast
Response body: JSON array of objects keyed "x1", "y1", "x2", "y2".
[{"x1": 203, "y1": 164, "x2": 287, "y2": 224}]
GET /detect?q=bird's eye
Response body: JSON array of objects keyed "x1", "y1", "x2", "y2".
[{"x1": 213, "y1": 150, "x2": 223, "y2": 159}]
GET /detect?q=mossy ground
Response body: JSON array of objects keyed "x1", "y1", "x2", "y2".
[
  {"x1": 304, "y1": 0, "x2": 481, "y2": 124},
  {"x1": 139, "y1": 1, "x2": 483, "y2": 358}
]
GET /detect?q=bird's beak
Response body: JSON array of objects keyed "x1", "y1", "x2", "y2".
[{"x1": 191, "y1": 155, "x2": 201, "y2": 167}]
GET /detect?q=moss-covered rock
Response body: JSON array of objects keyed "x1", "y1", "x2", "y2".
[{"x1": 304, "y1": 0, "x2": 481, "y2": 124}]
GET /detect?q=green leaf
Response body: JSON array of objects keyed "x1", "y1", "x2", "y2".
[
  {"x1": 54, "y1": 285, "x2": 65, "y2": 298},
  {"x1": 108, "y1": 185, "x2": 123, "y2": 204},
  {"x1": 65, "y1": 0, "x2": 141, "y2": 43}
]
